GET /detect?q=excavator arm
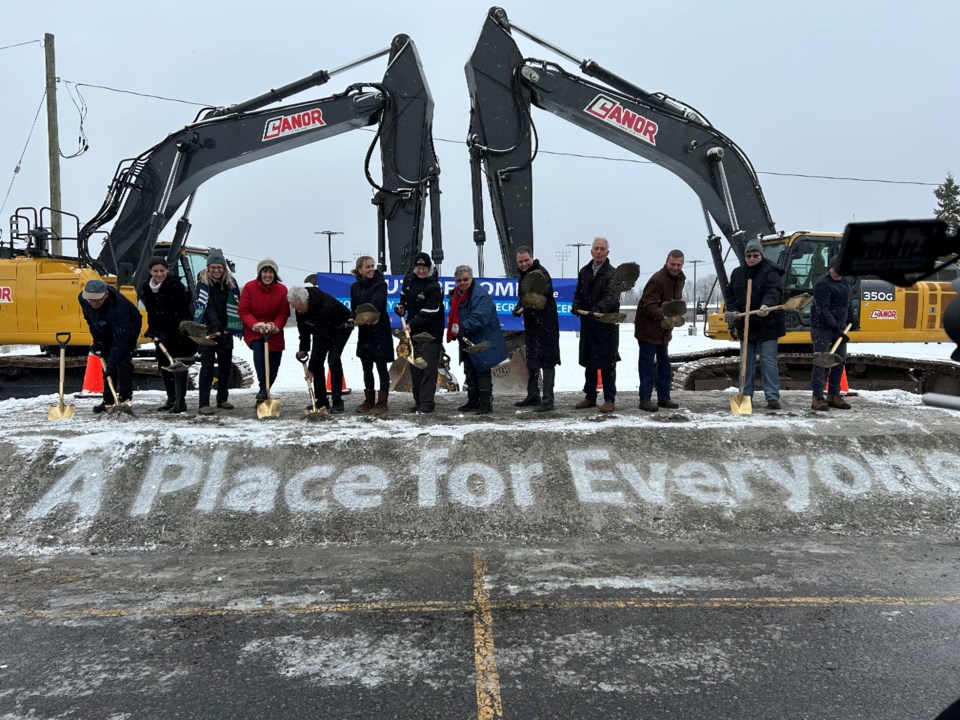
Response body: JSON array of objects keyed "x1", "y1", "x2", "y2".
[
  {"x1": 465, "y1": 7, "x2": 776, "y2": 283},
  {"x1": 82, "y1": 34, "x2": 439, "y2": 289}
]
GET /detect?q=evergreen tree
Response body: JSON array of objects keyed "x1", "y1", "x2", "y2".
[{"x1": 934, "y1": 172, "x2": 960, "y2": 233}]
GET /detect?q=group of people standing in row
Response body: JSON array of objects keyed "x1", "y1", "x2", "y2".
[{"x1": 76, "y1": 234, "x2": 854, "y2": 416}]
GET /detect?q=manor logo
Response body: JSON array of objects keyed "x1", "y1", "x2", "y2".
[{"x1": 584, "y1": 95, "x2": 658, "y2": 146}]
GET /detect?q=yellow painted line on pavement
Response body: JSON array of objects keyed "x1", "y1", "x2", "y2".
[
  {"x1": 3, "y1": 593, "x2": 959, "y2": 622},
  {"x1": 473, "y1": 552, "x2": 503, "y2": 720}
]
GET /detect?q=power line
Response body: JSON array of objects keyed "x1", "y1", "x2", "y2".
[
  {"x1": 0, "y1": 89, "x2": 47, "y2": 219},
  {"x1": 60, "y1": 79, "x2": 212, "y2": 108},
  {"x1": 0, "y1": 39, "x2": 41, "y2": 52}
]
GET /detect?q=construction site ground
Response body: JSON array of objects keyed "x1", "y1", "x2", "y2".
[{"x1": 1, "y1": 383, "x2": 959, "y2": 718}]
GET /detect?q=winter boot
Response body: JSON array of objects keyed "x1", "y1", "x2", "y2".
[
  {"x1": 158, "y1": 372, "x2": 176, "y2": 411},
  {"x1": 474, "y1": 392, "x2": 493, "y2": 415},
  {"x1": 535, "y1": 367, "x2": 555, "y2": 412},
  {"x1": 514, "y1": 370, "x2": 541, "y2": 407},
  {"x1": 370, "y1": 390, "x2": 389, "y2": 416},
  {"x1": 457, "y1": 387, "x2": 479, "y2": 412},
  {"x1": 331, "y1": 393, "x2": 345, "y2": 414},
  {"x1": 827, "y1": 395, "x2": 851, "y2": 410},
  {"x1": 575, "y1": 397, "x2": 597, "y2": 410},
  {"x1": 356, "y1": 389, "x2": 376, "y2": 414},
  {"x1": 811, "y1": 396, "x2": 829, "y2": 412},
  {"x1": 169, "y1": 372, "x2": 188, "y2": 414}
]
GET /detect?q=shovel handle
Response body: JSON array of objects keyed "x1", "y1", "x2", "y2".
[
  {"x1": 829, "y1": 323, "x2": 854, "y2": 353},
  {"x1": 56, "y1": 331, "x2": 72, "y2": 347}
]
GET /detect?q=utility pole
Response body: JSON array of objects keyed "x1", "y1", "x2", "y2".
[
  {"x1": 688, "y1": 259, "x2": 705, "y2": 330},
  {"x1": 554, "y1": 249, "x2": 570, "y2": 278},
  {"x1": 567, "y1": 242, "x2": 588, "y2": 271},
  {"x1": 44, "y1": 33, "x2": 62, "y2": 253},
  {"x1": 334, "y1": 259, "x2": 350, "y2": 273},
  {"x1": 315, "y1": 230, "x2": 343, "y2": 274}
]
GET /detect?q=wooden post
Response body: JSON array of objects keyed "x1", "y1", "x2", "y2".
[{"x1": 44, "y1": 32, "x2": 62, "y2": 253}]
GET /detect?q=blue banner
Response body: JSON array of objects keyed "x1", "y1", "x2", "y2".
[{"x1": 311, "y1": 273, "x2": 582, "y2": 332}]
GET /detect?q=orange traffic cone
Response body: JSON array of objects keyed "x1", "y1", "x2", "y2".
[
  {"x1": 824, "y1": 367, "x2": 850, "y2": 395},
  {"x1": 326, "y1": 368, "x2": 349, "y2": 394},
  {"x1": 78, "y1": 352, "x2": 104, "y2": 397},
  {"x1": 596, "y1": 369, "x2": 603, "y2": 392}
]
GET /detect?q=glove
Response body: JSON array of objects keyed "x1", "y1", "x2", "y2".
[
  {"x1": 836, "y1": 332, "x2": 850, "y2": 344},
  {"x1": 756, "y1": 305, "x2": 769, "y2": 318},
  {"x1": 144, "y1": 329, "x2": 157, "y2": 340},
  {"x1": 450, "y1": 322, "x2": 459, "y2": 334},
  {"x1": 723, "y1": 311, "x2": 738, "y2": 324},
  {"x1": 394, "y1": 304, "x2": 405, "y2": 317},
  {"x1": 90, "y1": 342, "x2": 104, "y2": 356},
  {"x1": 512, "y1": 305, "x2": 524, "y2": 317},
  {"x1": 104, "y1": 362, "x2": 116, "y2": 376},
  {"x1": 671, "y1": 316, "x2": 685, "y2": 328},
  {"x1": 660, "y1": 318, "x2": 674, "y2": 330}
]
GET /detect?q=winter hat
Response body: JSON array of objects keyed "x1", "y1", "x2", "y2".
[
  {"x1": 744, "y1": 239, "x2": 763, "y2": 256},
  {"x1": 147, "y1": 256, "x2": 168, "y2": 269},
  {"x1": 81, "y1": 279, "x2": 109, "y2": 300},
  {"x1": 206, "y1": 248, "x2": 227, "y2": 267},
  {"x1": 257, "y1": 258, "x2": 280, "y2": 280},
  {"x1": 413, "y1": 252, "x2": 431, "y2": 269}
]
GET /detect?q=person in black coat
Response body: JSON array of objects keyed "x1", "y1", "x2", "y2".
[
  {"x1": 513, "y1": 246, "x2": 560, "y2": 412},
  {"x1": 723, "y1": 239, "x2": 786, "y2": 411},
  {"x1": 139, "y1": 256, "x2": 195, "y2": 413},
  {"x1": 571, "y1": 237, "x2": 620, "y2": 412},
  {"x1": 396, "y1": 252, "x2": 444, "y2": 413},
  {"x1": 288, "y1": 284, "x2": 353, "y2": 413},
  {"x1": 350, "y1": 256, "x2": 395, "y2": 415},
  {"x1": 809, "y1": 254, "x2": 857, "y2": 411},
  {"x1": 78, "y1": 278, "x2": 143, "y2": 413}
]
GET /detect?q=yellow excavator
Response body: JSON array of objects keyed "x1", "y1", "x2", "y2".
[{"x1": 0, "y1": 33, "x2": 442, "y2": 398}]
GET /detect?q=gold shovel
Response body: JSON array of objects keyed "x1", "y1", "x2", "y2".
[
  {"x1": 735, "y1": 293, "x2": 813, "y2": 318},
  {"x1": 812, "y1": 323, "x2": 854, "y2": 369},
  {"x1": 256, "y1": 335, "x2": 282, "y2": 419},
  {"x1": 577, "y1": 309, "x2": 627, "y2": 324},
  {"x1": 463, "y1": 337, "x2": 490, "y2": 354},
  {"x1": 401, "y1": 317, "x2": 428, "y2": 369},
  {"x1": 99, "y1": 354, "x2": 134, "y2": 415},
  {"x1": 730, "y1": 278, "x2": 753, "y2": 415},
  {"x1": 157, "y1": 341, "x2": 188, "y2": 373},
  {"x1": 298, "y1": 356, "x2": 326, "y2": 420},
  {"x1": 48, "y1": 332, "x2": 75, "y2": 420}
]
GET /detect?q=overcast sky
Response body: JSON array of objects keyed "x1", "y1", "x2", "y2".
[{"x1": 2, "y1": 0, "x2": 957, "y2": 286}]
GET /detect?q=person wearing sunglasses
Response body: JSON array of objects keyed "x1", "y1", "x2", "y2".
[{"x1": 723, "y1": 239, "x2": 786, "y2": 410}]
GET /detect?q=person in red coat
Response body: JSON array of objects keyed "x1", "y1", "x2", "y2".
[{"x1": 238, "y1": 258, "x2": 290, "y2": 402}]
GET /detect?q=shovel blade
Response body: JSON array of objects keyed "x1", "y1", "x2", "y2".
[
  {"x1": 812, "y1": 353, "x2": 841, "y2": 369},
  {"x1": 48, "y1": 403, "x2": 75, "y2": 420},
  {"x1": 597, "y1": 313, "x2": 626, "y2": 324},
  {"x1": 411, "y1": 356, "x2": 429, "y2": 369},
  {"x1": 729, "y1": 394, "x2": 753, "y2": 415},
  {"x1": 257, "y1": 398, "x2": 282, "y2": 419},
  {"x1": 162, "y1": 362, "x2": 188, "y2": 373},
  {"x1": 108, "y1": 402, "x2": 134, "y2": 416},
  {"x1": 464, "y1": 341, "x2": 490, "y2": 353}
]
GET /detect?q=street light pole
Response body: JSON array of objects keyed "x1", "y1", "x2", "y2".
[
  {"x1": 334, "y1": 259, "x2": 350, "y2": 273},
  {"x1": 554, "y1": 249, "x2": 570, "y2": 278},
  {"x1": 567, "y1": 242, "x2": 589, "y2": 271},
  {"x1": 688, "y1": 259, "x2": 705, "y2": 324},
  {"x1": 315, "y1": 230, "x2": 343, "y2": 274}
]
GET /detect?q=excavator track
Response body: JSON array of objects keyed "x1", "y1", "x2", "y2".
[{"x1": 672, "y1": 350, "x2": 960, "y2": 395}]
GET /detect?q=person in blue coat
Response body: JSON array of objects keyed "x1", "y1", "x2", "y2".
[
  {"x1": 78, "y1": 278, "x2": 143, "y2": 413},
  {"x1": 447, "y1": 264, "x2": 508, "y2": 414},
  {"x1": 810, "y1": 255, "x2": 857, "y2": 411}
]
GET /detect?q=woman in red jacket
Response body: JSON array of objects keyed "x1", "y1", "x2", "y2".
[{"x1": 238, "y1": 258, "x2": 290, "y2": 402}]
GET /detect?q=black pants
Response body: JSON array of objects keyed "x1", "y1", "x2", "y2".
[
  {"x1": 361, "y1": 357, "x2": 390, "y2": 391},
  {"x1": 583, "y1": 366, "x2": 616, "y2": 403},
  {"x1": 410, "y1": 343, "x2": 442, "y2": 411},
  {"x1": 102, "y1": 352, "x2": 136, "y2": 402},
  {"x1": 199, "y1": 335, "x2": 233, "y2": 407},
  {"x1": 310, "y1": 329, "x2": 352, "y2": 404},
  {"x1": 463, "y1": 353, "x2": 493, "y2": 410}
]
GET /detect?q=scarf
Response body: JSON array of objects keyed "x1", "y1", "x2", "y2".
[
  {"x1": 149, "y1": 278, "x2": 163, "y2": 293},
  {"x1": 447, "y1": 284, "x2": 469, "y2": 342}
]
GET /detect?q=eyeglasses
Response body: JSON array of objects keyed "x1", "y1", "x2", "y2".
[{"x1": 744, "y1": 253, "x2": 762, "y2": 259}]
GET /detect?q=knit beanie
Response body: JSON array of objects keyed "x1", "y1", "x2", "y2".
[
  {"x1": 206, "y1": 248, "x2": 227, "y2": 267},
  {"x1": 257, "y1": 258, "x2": 281, "y2": 282},
  {"x1": 413, "y1": 252, "x2": 431, "y2": 269},
  {"x1": 744, "y1": 239, "x2": 763, "y2": 256}
]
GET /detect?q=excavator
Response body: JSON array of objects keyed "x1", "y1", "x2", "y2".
[
  {"x1": 0, "y1": 34, "x2": 442, "y2": 397},
  {"x1": 465, "y1": 6, "x2": 960, "y2": 395}
]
